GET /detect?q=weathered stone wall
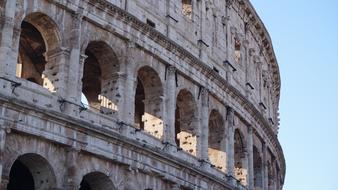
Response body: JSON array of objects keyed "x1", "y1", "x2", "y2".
[{"x1": 0, "y1": 0, "x2": 285, "y2": 190}]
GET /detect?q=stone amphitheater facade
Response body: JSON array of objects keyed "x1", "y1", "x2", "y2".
[{"x1": 0, "y1": 0, "x2": 285, "y2": 189}]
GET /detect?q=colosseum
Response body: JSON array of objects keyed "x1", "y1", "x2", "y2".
[{"x1": 0, "y1": 0, "x2": 285, "y2": 189}]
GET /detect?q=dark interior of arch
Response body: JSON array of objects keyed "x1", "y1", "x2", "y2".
[
  {"x1": 79, "y1": 172, "x2": 115, "y2": 190},
  {"x1": 208, "y1": 110, "x2": 224, "y2": 150},
  {"x1": 7, "y1": 154, "x2": 56, "y2": 190},
  {"x1": 234, "y1": 129, "x2": 245, "y2": 168},
  {"x1": 134, "y1": 77, "x2": 145, "y2": 129},
  {"x1": 17, "y1": 21, "x2": 46, "y2": 85},
  {"x1": 82, "y1": 49, "x2": 102, "y2": 109},
  {"x1": 134, "y1": 66, "x2": 163, "y2": 136},
  {"x1": 175, "y1": 90, "x2": 197, "y2": 154},
  {"x1": 208, "y1": 110, "x2": 226, "y2": 170},
  {"x1": 7, "y1": 160, "x2": 34, "y2": 190},
  {"x1": 136, "y1": 66, "x2": 163, "y2": 99},
  {"x1": 82, "y1": 42, "x2": 119, "y2": 110}
]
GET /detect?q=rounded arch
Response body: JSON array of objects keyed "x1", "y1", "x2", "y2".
[
  {"x1": 79, "y1": 172, "x2": 116, "y2": 190},
  {"x1": 208, "y1": 109, "x2": 226, "y2": 171},
  {"x1": 82, "y1": 41, "x2": 120, "y2": 112},
  {"x1": 175, "y1": 89, "x2": 198, "y2": 155},
  {"x1": 7, "y1": 153, "x2": 57, "y2": 190},
  {"x1": 22, "y1": 12, "x2": 62, "y2": 51},
  {"x1": 134, "y1": 66, "x2": 164, "y2": 138},
  {"x1": 234, "y1": 128, "x2": 247, "y2": 184},
  {"x1": 16, "y1": 12, "x2": 62, "y2": 91}
]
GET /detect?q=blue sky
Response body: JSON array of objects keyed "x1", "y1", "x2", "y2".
[{"x1": 250, "y1": 1, "x2": 338, "y2": 190}]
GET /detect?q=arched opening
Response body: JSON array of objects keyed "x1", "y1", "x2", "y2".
[
  {"x1": 82, "y1": 41, "x2": 120, "y2": 113},
  {"x1": 16, "y1": 21, "x2": 46, "y2": 86},
  {"x1": 134, "y1": 66, "x2": 164, "y2": 139},
  {"x1": 253, "y1": 146, "x2": 263, "y2": 189},
  {"x1": 16, "y1": 13, "x2": 61, "y2": 92},
  {"x1": 7, "y1": 153, "x2": 56, "y2": 190},
  {"x1": 79, "y1": 172, "x2": 115, "y2": 190},
  {"x1": 208, "y1": 110, "x2": 226, "y2": 171},
  {"x1": 175, "y1": 89, "x2": 198, "y2": 155},
  {"x1": 182, "y1": 0, "x2": 192, "y2": 19},
  {"x1": 234, "y1": 129, "x2": 247, "y2": 185}
]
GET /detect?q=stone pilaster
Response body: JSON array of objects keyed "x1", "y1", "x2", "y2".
[
  {"x1": 263, "y1": 142, "x2": 269, "y2": 190},
  {"x1": 44, "y1": 47, "x2": 70, "y2": 95},
  {"x1": 199, "y1": 87, "x2": 209, "y2": 161},
  {"x1": 62, "y1": 10, "x2": 84, "y2": 116},
  {"x1": 65, "y1": 147, "x2": 81, "y2": 190},
  {"x1": 164, "y1": 66, "x2": 176, "y2": 146},
  {"x1": 0, "y1": 0, "x2": 16, "y2": 77},
  {"x1": 226, "y1": 107, "x2": 235, "y2": 182},
  {"x1": 121, "y1": 42, "x2": 137, "y2": 126},
  {"x1": 66, "y1": 10, "x2": 83, "y2": 103},
  {"x1": 247, "y1": 125, "x2": 254, "y2": 190}
]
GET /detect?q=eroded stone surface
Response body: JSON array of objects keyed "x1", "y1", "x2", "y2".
[{"x1": 0, "y1": 0, "x2": 285, "y2": 190}]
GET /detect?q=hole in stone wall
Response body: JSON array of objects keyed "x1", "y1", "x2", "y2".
[
  {"x1": 182, "y1": 0, "x2": 193, "y2": 19},
  {"x1": 146, "y1": 19, "x2": 156, "y2": 28},
  {"x1": 175, "y1": 89, "x2": 198, "y2": 155},
  {"x1": 16, "y1": 21, "x2": 46, "y2": 86}
]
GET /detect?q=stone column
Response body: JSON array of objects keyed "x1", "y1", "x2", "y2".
[
  {"x1": 262, "y1": 142, "x2": 269, "y2": 190},
  {"x1": 247, "y1": 125, "x2": 254, "y2": 190},
  {"x1": 65, "y1": 147, "x2": 81, "y2": 190},
  {"x1": 226, "y1": 107, "x2": 236, "y2": 183},
  {"x1": 121, "y1": 42, "x2": 137, "y2": 126},
  {"x1": 61, "y1": 10, "x2": 84, "y2": 116},
  {"x1": 164, "y1": 66, "x2": 176, "y2": 146},
  {"x1": 0, "y1": 1, "x2": 17, "y2": 97},
  {"x1": 44, "y1": 47, "x2": 70, "y2": 95},
  {"x1": 0, "y1": 0, "x2": 16, "y2": 77},
  {"x1": 199, "y1": 87, "x2": 209, "y2": 162}
]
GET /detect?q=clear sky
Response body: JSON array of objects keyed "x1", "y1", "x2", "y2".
[{"x1": 250, "y1": 1, "x2": 338, "y2": 190}]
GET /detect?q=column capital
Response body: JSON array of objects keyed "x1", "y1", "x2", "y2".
[
  {"x1": 167, "y1": 66, "x2": 176, "y2": 75},
  {"x1": 79, "y1": 54, "x2": 88, "y2": 65},
  {"x1": 247, "y1": 125, "x2": 254, "y2": 134},
  {"x1": 226, "y1": 106, "x2": 234, "y2": 114},
  {"x1": 200, "y1": 86, "x2": 209, "y2": 106}
]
